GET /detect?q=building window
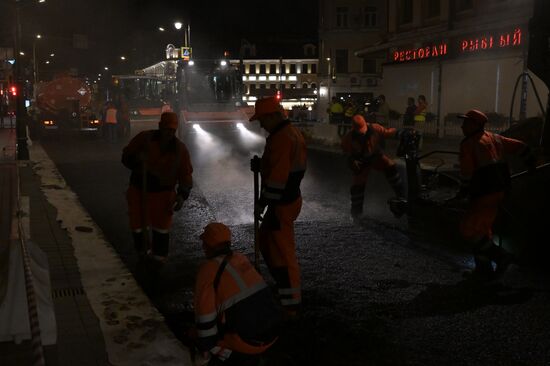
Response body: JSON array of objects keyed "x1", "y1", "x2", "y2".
[
  {"x1": 457, "y1": 0, "x2": 473, "y2": 11},
  {"x1": 426, "y1": 0, "x2": 440, "y2": 18},
  {"x1": 399, "y1": 0, "x2": 413, "y2": 24},
  {"x1": 269, "y1": 64, "x2": 276, "y2": 74},
  {"x1": 250, "y1": 84, "x2": 256, "y2": 91},
  {"x1": 270, "y1": 84, "x2": 277, "y2": 89},
  {"x1": 249, "y1": 64, "x2": 256, "y2": 74},
  {"x1": 302, "y1": 83, "x2": 309, "y2": 89},
  {"x1": 304, "y1": 44, "x2": 316, "y2": 57},
  {"x1": 362, "y1": 59, "x2": 377, "y2": 74},
  {"x1": 311, "y1": 63, "x2": 317, "y2": 74},
  {"x1": 311, "y1": 83, "x2": 317, "y2": 89},
  {"x1": 259, "y1": 64, "x2": 266, "y2": 74},
  {"x1": 336, "y1": 7, "x2": 348, "y2": 28},
  {"x1": 335, "y1": 49, "x2": 348, "y2": 73},
  {"x1": 259, "y1": 84, "x2": 266, "y2": 89},
  {"x1": 290, "y1": 84, "x2": 296, "y2": 89},
  {"x1": 363, "y1": 6, "x2": 377, "y2": 27},
  {"x1": 289, "y1": 64, "x2": 297, "y2": 74}
]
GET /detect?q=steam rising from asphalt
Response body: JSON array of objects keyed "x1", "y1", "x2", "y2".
[{"x1": 190, "y1": 125, "x2": 264, "y2": 225}]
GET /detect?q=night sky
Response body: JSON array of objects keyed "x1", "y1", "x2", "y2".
[{"x1": 0, "y1": 0, "x2": 318, "y2": 78}]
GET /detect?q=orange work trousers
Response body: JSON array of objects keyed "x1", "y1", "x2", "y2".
[
  {"x1": 126, "y1": 185, "x2": 176, "y2": 232},
  {"x1": 459, "y1": 191, "x2": 505, "y2": 243},
  {"x1": 259, "y1": 197, "x2": 302, "y2": 308}
]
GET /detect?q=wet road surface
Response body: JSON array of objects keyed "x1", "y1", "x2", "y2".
[{"x1": 39, "y1": 123, "x2": 550, "y2": 365}]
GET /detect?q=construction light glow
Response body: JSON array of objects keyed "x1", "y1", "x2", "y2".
[
  {"x1": 236, "y1": 121, "x2": 264, "y2": 145},
  {"x1": 188, "y1": 60, "x2": 195, "y2": 66},
  {"x1": 192, "y1": 124, "x2": 213, "y2": 144}
]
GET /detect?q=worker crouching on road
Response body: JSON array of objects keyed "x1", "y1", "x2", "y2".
[
  {"x1": 193, "y1": 223, "x2": 281, "y2": 366},
  {"x1": 457, "y1": 109, "x2": 536, "y2": 278},
  {"x1": 121, "y1": 112, "x2": 193, "y2": 263},
  {"x1": 341, "y1": 114, "x2": 405, "y2": 218},
  {"x1": 250, "y1": 96, "x2": 307, "y2": 317}
]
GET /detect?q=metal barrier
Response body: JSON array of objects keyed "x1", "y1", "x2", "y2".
[{"x1": 15, "y1": 168, "x2": 46, "y2": 366}]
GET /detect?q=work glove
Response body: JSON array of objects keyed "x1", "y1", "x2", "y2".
[
  {"x1": 173, "y1": 194, "x2": 185, "y2": 212},
  {"x1": 255, "y1": 196, "x2": 268, "y2": 221}
]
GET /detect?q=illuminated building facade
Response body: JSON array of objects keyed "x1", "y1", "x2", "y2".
[
  {"x1": 355, "y1": 0, "x2": 547, "y2": 136},
  {"x1": 317, "y1": 0, "x2": 388, "y2": 121},
  {"x1": 230, "y1": 40, "x2": 319, "y2": 111}
]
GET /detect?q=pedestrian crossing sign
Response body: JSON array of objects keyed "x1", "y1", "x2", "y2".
[{"x1": 181, "y1": 47, "x2": 192, "y2": 61}]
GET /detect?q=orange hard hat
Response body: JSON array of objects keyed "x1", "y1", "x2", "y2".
[
  {"x1": 352, "y1": 114, "x2": 368, "y2": 133},
  {"x1": 458, "y1": 109, "x2": 487, "y2": 126},
  {"x1": 159, "y1": 112, "x2": 178, "y2": 130},
  {"x1": 249, "y1": 96, "x2": 285, "y2": 121},
  {"x1": 200, "y1": 222, "x2": 232, "y2": 248}
]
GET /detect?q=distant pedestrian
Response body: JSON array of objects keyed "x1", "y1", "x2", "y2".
[
  {"x1": 403, "y1": 97, "x2": 416, "y2": 127},
  {"x1": 104, "y1": 102, "x2": 118, "y2": 143},
  {"x1": 327, "y1": 96, "x2": 344, "y2": 124},
  {"x1": 375, "y1": 94, "x2": 390, "y2": 126},
  {"x1": 414, "y1": 95, "x2": 428, "y2": 149}
]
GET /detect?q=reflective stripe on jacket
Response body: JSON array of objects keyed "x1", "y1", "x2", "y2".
[{"x1": 261, "y1": 121, "x2": 307, "y2": 203}]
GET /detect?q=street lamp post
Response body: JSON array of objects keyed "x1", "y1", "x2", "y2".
[
  {"x1": 13, "y1": 2, "x2": 29, "y2": 159},
  {"x1": 32, "y1": 34, "x2": 41, "y2": 100}
]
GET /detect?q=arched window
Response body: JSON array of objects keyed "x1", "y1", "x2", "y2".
[{"x1": 302, "y1": 83, "x2": 309, "y2": 89}]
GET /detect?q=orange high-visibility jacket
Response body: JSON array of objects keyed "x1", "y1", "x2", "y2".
[
  {"x1": 122, "y1": 130, "x2": 193, "y2": 194},
  {"x1": 194, "y1": 252, "x2": 278, "y2": 359},
  {"x1": 261, "y1": 121, "x2": 307, "y2": 204},
  {"x1": 341, "y1": 123, "x2": 396, "y2": 161},
  {"x1": 460, "y1": 130, "x2": 528, "y2": 197},
  {"x1": 105, "y1": 107, "x2": 118, "y2": 124}
]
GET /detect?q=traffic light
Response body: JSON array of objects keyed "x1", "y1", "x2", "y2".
[
  {"x1": 10, "y1": 85, "x2": 17, "y2": 96},
  {"x1": 276, "y1": 90, "x2": 282, "y2": 100}
]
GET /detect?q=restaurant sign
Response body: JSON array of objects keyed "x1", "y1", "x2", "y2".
[{"x1": 392, "y1": 28, "x2": 523, "y2": 63}]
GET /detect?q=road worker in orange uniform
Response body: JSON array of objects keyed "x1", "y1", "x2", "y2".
[
  {"x1": 341, "y1": 114, "x2": 405, "y2": 217},
  {"x1": 249, "y1": 96, "x2": 307, "y2": 316},
  {"x1": 122, "y1": 112, "x2": 193, "y2": 263},
  {"x1": 457, "y1": 109, "x2": 536, "y2": 278},
  {"x1": 193, "y1": 223, "x2": 281, "y2": 366}
]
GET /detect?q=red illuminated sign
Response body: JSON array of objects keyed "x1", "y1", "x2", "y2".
[
  {"x1": 460, "y1": 28, "x2": 522, "y2": 53},
  {"x1": 392, "y1": 27, "x2": 523, "y2": 63},
  {"x1": 393, "y1": 43, "x2": 448, "y2": 62}
]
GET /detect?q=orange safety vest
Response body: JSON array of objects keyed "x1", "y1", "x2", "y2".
[
  {"x1": 260, "y1": 121, "x2": 307, "y2": 203},
  {"x1": 122, "y1": 130, "x2": 193, "y2": 193},
  {"x1": 460, "y1": 130, "x2": 527, "y2": 197},
  {"x1": 105, "y1": 107, "x2": 117, "y2": 124},
  {"x1": 194, "y1": 252, "x2": 279, "y2": 359},
  {"x1": 341, "y1": 123, "x2": 396, "y2": 162}
]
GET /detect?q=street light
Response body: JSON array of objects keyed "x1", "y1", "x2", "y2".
[
  {"x1": 11, "y1": 0, "x2": 47, "y2": 159},
  {"x1": 120, "y1": 56, "x2": 126, "y2": 60},
  {"x1": 33, "y1": 34, "x2": 42, "y2": 98},
  {"x1": 158, "y1": 27, "x2": 165, "y2": 31},
  {"x1": 173, "y1": 21, "x2": 191, "y2": 47}
]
